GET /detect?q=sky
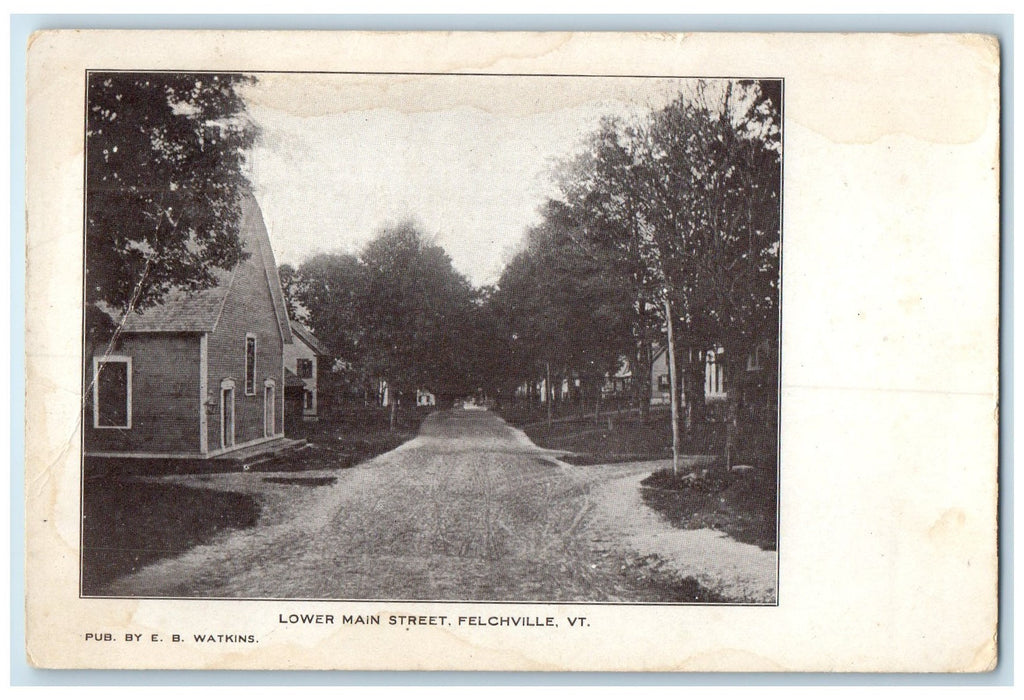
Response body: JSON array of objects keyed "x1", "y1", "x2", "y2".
[{"x1": 241, "y1": 74, "x2": 697, "y2": 286}]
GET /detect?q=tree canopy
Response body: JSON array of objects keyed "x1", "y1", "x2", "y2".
[
  {"x1": 486, "y1": 79, "x2": 781, "y2": 417},
  {"x1": 86, "y1": 72, "x2": 259, "y2": 318},
  {"x1": 280, "y1": 79, "x2": 781, "y2": 429},
  {"x1": 284, "y1": 221, "x2": 482, "y2": 403}
]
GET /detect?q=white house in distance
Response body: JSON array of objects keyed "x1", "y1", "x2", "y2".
[
  {"x1": 284, "y1": 321, "x2": 330, "y2": 420},
  {"x1": 650, "y1": 345, "x2": 727, "y2": 406}
]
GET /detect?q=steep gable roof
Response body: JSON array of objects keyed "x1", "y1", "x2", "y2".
[
  {"x1": 290, "y1": 321, "x2": 331, "y2": 356},
  {"x1": 110, "y1": 194, "x2": 292, "y2": 344},
  {"x1": 102, "y1": 269, "x2": 233, "y2": 333}
]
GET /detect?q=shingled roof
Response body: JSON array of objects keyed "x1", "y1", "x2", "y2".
[
  {"x1": 284, "y1": 367, "x2": 307, "y2": 389},
  {"x1": 290, "y1": 321, "x2": 331, "y2": 356},
  {"x1": 108, "y1": 194, "x2": 293, "y2": 344}
]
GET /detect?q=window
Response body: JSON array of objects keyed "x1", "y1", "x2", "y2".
[
  {"x1": 657, "y1": 374, "x2": 670, "y2": 392},
  {"x1": 244, "y1": 334, "x2": 256, "y2": 395},
  {"x1": 303, "y1": 389, "x2": 314, "y2": 411},
  {"x1": 297, "y1": 358, "x2": 313, "y2": 379},
  {"x1": 93, "y1": 356, "x2": 131, "y2": 428},
  {"x1": 705, "y1": 348, "x2": 726, "y2": 397},
  {"x1": 747, "y1": 341, "x2": 770, "y2": 372}
]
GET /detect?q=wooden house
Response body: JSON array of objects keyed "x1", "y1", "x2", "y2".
[
  {"x1": 85, "y1": 194, "x2": 294, "y2": 458},
  {"x1": 284, "y1": 321, "x2": 330, "y2": 421},
  {"x1": 649, "y1": 340, "x2": 777, "y2": 415}
]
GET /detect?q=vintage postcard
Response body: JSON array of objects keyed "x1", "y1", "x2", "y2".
[{"x1": 24, "y1": 31, "x2": 999, "y2": 671}]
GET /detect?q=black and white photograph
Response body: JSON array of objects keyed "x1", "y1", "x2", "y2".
[{"x1": 81, "y1": 70, "x2": 782, "y2": 604}]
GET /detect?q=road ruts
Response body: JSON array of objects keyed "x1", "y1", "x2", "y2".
[{"x1": 106, "y1": 409, "x2": 652, "y2": 601}]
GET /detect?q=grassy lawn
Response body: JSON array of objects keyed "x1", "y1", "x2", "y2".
[
  {"x1": 81, "y1": 478, "x2": 260, "y2": 594},
  {"x1": 640, "y1": 468, "x2": 778, "y2": 551},
  {"x1": 282, "y1": 404, "x2": 429, "y2": 469},
  {"x1": 514, "y1": 408, "x2": 726, "y2": 465},
  {"x1": 506, "y1": 404, "x2": 778, "y2": 552},
  {"x1": 82, "y1": 404, "x2": 432, "y2": 592}
]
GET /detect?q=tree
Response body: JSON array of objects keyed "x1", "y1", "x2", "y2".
[
  {"x1": 637, "y1": 80, "x2": 781, "y2": 426},
  {"x1": 86, "y1": 72, "x2": 259, "y2": 323},
  {"x1": 288, "y1": 222, "x2": 481, "y2": 426},
  {"x1": 277, "y1": 263, "x2": 303, "y2": 321},
  {"x1": 289, "y1": 253, "x2": 367, "y2": 366},
  {"x1": 359, "y1": 221, "x2": 479, "y2": 418},
  {"x1": 490, "y1": 205, "x2": 635, "y2": 419},
  {"x1": 554, "y1": 118, "x2": 665, "y2": 417}
]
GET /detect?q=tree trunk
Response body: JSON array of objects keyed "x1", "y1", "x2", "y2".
[
  {"x1": 389, "y1": 392, "x2": 397, "y2": 432},
  {"x1": 545, "y1": 362, "x2": 552, "y2": 426},
  {"x1": 637, "y1": 342, "x2": 652, "y2": 421},
  {"x1": 682, "y1": 351, "x2": 706, "y2": 431},
  {"x1": 664, "y1": 297, "x2": 680, "y2": 477}
]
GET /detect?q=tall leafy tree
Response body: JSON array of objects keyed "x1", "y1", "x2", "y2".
[
  {"x1": 491, "y1": 207, "x2": 634, "y2": 414},
  {"x1": 86, "y1": 72, "x2": 259, "y2": 326},
  {"x1": 554, "y1": 119, "x2": 665, "y2": 415},
  {"x1": 289, "y1": 253, "x2": 367, "y2": 367},
  {"x1": 277, "y1": 263, "x2": 303, "y2": 322},
  {"x1": 636, "y1": 80, "x2": 781, "y2": 420},
  {"x1": 359, "y1": 221, "x2": 478, "y2": 408},
  {"x1": 288, "y1": 222, "x2": 481, "y2": 421}
]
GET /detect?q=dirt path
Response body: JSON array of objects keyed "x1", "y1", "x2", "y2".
[
  {"x1": 582, "y1": 464, "x2": 778, "y2": 602},
  {"x1": 105, "y1": 410, "x2": 774, "y2": 602}
]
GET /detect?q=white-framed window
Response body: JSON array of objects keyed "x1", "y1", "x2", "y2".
[
  {"x1": 244, "y1": 334, "x2": 257, "y2": 395},
  {"x1": 303, "y1": 389, "x2": 314, "y2": 411},
  {"x1": 93, "y1": 355, "x2": 131, "y2": 429},
  {"x1": 705, "y1": 348, "x2": 726, "y2": 397}
]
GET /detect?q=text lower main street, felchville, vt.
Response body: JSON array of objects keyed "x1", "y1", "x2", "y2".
[{"x1": 277, "y1": 612, "x2": 591, "y2": 628}]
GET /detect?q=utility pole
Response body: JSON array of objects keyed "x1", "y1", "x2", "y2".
[{"x1": 664, "y1": 295, "x2": 680, "y2": 477}]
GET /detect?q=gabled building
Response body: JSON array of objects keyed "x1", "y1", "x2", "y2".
[
  {"x1": 649, "y1": 340, "x2": 777, "y2": 416},
  {"x1": 285, "y1": 321, "x2": 331, "y2": 420},
  {"x1": 601, "y1": 357, "x2": 636, "y2": 399},
  {"x1": 85, "y1": 194, "x2": 294, "y2": 458},
  {"x1": 650, "y1": 345, "x2": 726, "y2": 407}
]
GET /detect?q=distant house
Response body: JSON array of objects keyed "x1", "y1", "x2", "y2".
[
  {"x1": 285, "y1": 321, "x2": 330, "y2": 421},
  {"x1": 735, "y1": 338, "x2": 778, "y2": 417},
  {"x1": 650, "y1": 340, "x2": 776, "y2": 414},
  {"x1": 85, "y1": 195, "x2": 294, "y2": 458},
  {"x1": 377, "y1": 383, "x2": 439, "y2": 408},
  {"x1": 649, "y1": 345, "x2": 728, "y2": 408},
  {"x1": 601, "y1": 357, "x2": 635, "y2": 399}
]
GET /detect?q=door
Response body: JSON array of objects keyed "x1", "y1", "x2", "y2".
[
  {"x1": 264, "y1": 382, "x2": 276, "y2": 437},
  {"x1": 220, "y1": 386, "x2": 235, "y2": 449}
]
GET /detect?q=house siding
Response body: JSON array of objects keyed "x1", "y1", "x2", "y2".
[
  {"x1": 85, "y1": 333, "x2": 202, "y2": 454},
  {"x1": 206, "y1": 248, "x2": 285, "y2": 450},
  {"x1": 283, "y1": 336, "x2": 318, "y2": 416}
]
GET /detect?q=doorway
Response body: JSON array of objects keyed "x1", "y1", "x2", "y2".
[
  {"x1": 264, "y1": 380, "x2": 276, "y2": 437},
  {"x1": 220, "y1": 383, "x2": 235, "y2": 449}
]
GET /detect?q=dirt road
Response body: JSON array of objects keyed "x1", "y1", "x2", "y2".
[{"x1": 106, "y1": 410, "x2": 774, "y2": 602}]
